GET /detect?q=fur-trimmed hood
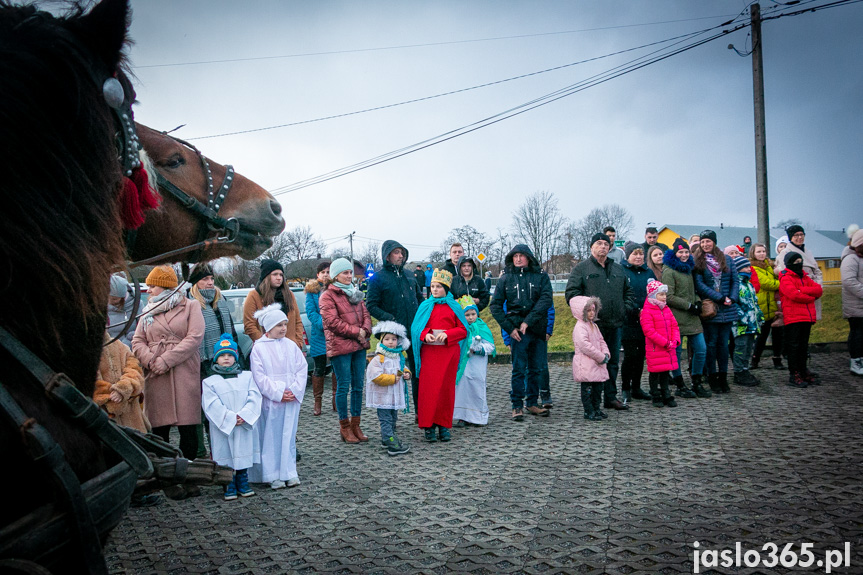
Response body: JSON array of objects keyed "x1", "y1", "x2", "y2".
[
  {"x1": 372, "y1": 320, "x2": 411, "y2": 349},
  {"x1": 663, "y1": 249, "x2": 695, "y2": 274},
  {"x1": 304, "y1": 279, "x2": 325, "y2": 294},
  {"x1": 570, "y1": 295, "x2": 602, "y2": 323}
]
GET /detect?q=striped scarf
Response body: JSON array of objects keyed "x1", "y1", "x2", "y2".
[{"x1": 196, "y1": 292, "x2": 234, "y2": 360}]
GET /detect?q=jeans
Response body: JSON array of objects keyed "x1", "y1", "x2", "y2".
[
  {"x1": 621, "y1": 337, "x2": 645, "y2": 392},
  {"x1": 510, "y1": 331, "x2": 548, "y2": 409},
  {"x1": 331, "y1": 349, "x2": 366, "y2": 419},
  {"x1": 152, "y1": 424, "x2": 198, "y2": 460},
  {"x1": 785, "y1": 322, "x2": 813, "y2": 374},
  {"x1": 377, "y1": 408, "x2": 398, "y2": 441},
  {"x1": 849, "y1": 317, "x2": 863, "y2": 358},
  {"x1": 703, "y1": 322, "x2": 733, "y2": 374},
  {"x1": 672, "y1": 333, "x2": 706, "y2": 377},
  {"x1": 598, "y1": 325, "x2": 621, "y2": 404},
  {"x1": 733, "y1": 333, "x2": 756, "y2": 373}
]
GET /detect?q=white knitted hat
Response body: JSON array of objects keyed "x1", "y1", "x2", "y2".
[{"x1": 254, "y1": 303, "x2": 287, "y2": 334}]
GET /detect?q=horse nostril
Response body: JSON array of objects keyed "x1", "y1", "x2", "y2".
[{"x1": 269, "y1": 199, "x2": 282, "y2": 216}]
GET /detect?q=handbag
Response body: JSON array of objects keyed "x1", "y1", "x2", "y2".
[{"x1": 700, "y1": 299, "x2": 717, "y2": 320}]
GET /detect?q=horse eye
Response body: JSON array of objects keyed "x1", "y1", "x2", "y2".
[{"x1": 163, "y1": 155, "x2": 185, "y2": 169}]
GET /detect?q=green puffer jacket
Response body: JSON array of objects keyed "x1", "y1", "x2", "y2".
[
  {"x1": 661, "y1": 251, "x2": 702, "y2": 336},
  {"x1": 752, "y1": 262, "x2": 779, "y2": 321}
]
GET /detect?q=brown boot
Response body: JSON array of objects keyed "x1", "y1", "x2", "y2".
[
  {"x1": 331, "y1": 372, "x2": 338, "y2": 411},
  {"x1": 311, "y1": 375, "x2": 324, "y2": 416},
  {"x1": 351, "y1": 415, "x2": 369, "y2": 442},
  {"x1": 339, "y1": 419, "x2": 359, "y2": 444}
]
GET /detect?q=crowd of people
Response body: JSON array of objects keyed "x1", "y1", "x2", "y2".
[{"x1": 95, "y1": 223, "x2": 863, "y2": 502}]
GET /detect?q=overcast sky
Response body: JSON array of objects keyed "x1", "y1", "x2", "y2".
[{"x1": 125, "y1": 0, "x2": 863, "y2": 260}]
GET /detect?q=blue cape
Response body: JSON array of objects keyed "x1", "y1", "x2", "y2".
[{"x1": 411, "y1": 293, "x2": 470, "y2": 384}]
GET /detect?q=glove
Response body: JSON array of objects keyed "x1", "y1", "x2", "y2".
[
  {"x1": 690, "y1": 301, "x2": 702, "y2": 315},
  {"x1": 473, "y1": 347, "x2": 486, "y2": 356},
  {"x1": 602, "y1": 354, "x2": 610, "y2": 364}
]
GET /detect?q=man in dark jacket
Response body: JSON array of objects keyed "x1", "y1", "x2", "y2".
[
  {"x1": 367, "y1": 240, "x2": 423, "y2": 410},
  {"x1": 565, "y1": 233, "x2": 636, "y2": 411},
  {"x1": 640, "y1": 226, "x2": 669, "y2": 255},
  {"x1": 490, "y1": 244, "x2": 553, "y2": 420},
  {"x1": 450, "y1": 255, "x2": 491, "y2": 311},
  {"x1": 443, "y1": 243, "x2": 464, "y2": 276}
]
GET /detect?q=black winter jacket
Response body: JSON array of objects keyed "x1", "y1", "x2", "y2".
[
  {"x1": 366, "y1": 240, "x2": 421, "y2": 328},
  {"x1": 450, "y1": 256, "x2": 491, "y2": 311},
  {"x1": 620, "y1": 261, "x2": 655, "y2": 340},
  {"x1": 489, "y1": 244, "x2": 553, "y2": 337},
  {"x1": 565, "y1": 255, "x2": 636, "y2": 329}
]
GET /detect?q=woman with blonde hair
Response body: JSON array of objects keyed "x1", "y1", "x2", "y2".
[{"x1": 749, "y1": 243, "x2": 784, "y2": 369}]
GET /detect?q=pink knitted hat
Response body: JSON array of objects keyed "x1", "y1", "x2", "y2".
[{"x1": 646, "y1": 279, "x2": 667, "y2": 299}]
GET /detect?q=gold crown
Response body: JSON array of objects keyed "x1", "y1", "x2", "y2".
[
  {"x1": 457, "y1": 295, "x2": 475, "y2": 309},
  {"x1": 431, "y1": 268, "x2": 453, "y2": 288}
]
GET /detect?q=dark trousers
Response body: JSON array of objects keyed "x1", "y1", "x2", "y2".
[
  {"x1": 580, "y1": 382, "x2": 603, "y2": 414},
  {"x1": 510, "y1": 331, "x2": 548, "y2": 409},
  {"x1": 648, "y1": 371, "x2": 671, "y2": 399},
  {"x1": 754, "y1": 322, "x2": 784, "y2": 361},
  {"x1": 597, "y1": 325, "x2": 621, "y2": 404},
  {"x1": 406, "y1": 350, "x2": 419, "y2": 413},
  {"x1": 312, "y1": 354, "x2": 327, "y2": 377},
  {"x1": 704, "y1": 322, "x2": 732, "y2": 374},
  {"x1": 621, "y1": 337, "x2": 645, "y2": 392},
  {"x1": 152, "y1": 424, "x2": 198, "y2": 460},
  {"x1": 785, "y1": 322, "x2": 813, "y2": 374},
  {"x1": 849, "y1": 317, "x2": 863, "y2": 358}
]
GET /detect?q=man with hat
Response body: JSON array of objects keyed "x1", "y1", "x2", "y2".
[
  {"x1": 489, "y1": 244, "x2": 554, "y2": 421},
  {"x1": 565, "y1": 232, "x2": 636, "y2": 411}
]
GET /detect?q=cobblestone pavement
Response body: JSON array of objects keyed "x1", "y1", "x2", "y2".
[{"x1": 105, "y1": 354, "x2": 863, "y2": 574}]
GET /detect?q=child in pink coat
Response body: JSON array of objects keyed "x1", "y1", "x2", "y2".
[
  {"x1": 640, "y1": 279, "x2": 681, "y2": 407},
  {"x1": 570, "y1": 296, "x2": 610, "y2": 421}
]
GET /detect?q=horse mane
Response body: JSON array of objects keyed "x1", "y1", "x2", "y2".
[{"x1": 0, "y1": 0, "x2": 129, "y2": 390}]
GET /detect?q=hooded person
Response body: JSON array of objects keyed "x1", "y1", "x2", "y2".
[
  {"x1": 564, "y1": 232, "x2": 636, "y2": 411},
  {"x1": 367, "y1": 240, "x2": 423, "y2": 412},
  {"x1": 840, "y1": 226, "x2": 863, "y2": 375},
  {"x1": 365, "y1": 321, "x2": 412, "y2": 455},
  {"x1": 411, "y1": 269, "x2": 469, "y2": 442},
  {"x1": 490, "y1": 244, "x2": 554, "y2": 420},
  {"x1": 450, "y1": 255, "x2": 491, "y2": 311},
  {"x1": 452, "y1": 295, "x2": 496, "y2": 427}
]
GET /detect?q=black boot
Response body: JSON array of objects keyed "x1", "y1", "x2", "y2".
[
  {"x1": 750, "y1": 355, "x2": 760, "y2": 370},
  {"x1": 708, "y1": 373, "x2": 722, "y2": 394},
  {"x1": 673, "y1": 375, "x2": 696, "y2": 398},
  {"x1": 592, "y1": 386, "x2": 607, "y2": 419},
  {"x1": 691, "y1": 374, "x2": 711, "y2": 398},
  {"x1": 773, "y1": 356, "x2": 786, "y2": 370},
  {"x1": 649, "y1": 373, "x2": 663, "y2": 407},
  {"x1": 719, "y1": 372, "x2": 730, "y2": 394}
]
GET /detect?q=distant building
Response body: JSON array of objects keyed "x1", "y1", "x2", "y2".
[{"x1": 657, "y1": 224, "x2": 849, "y2": 283}]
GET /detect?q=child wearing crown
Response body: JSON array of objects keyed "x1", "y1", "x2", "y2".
[
  {"x1": 410, "y1": 269, "x2": 469, "y2": 442},
  {"x1": 202, "y1": 333, "x2": 262, "y2": 501},
  {"x1": 453, "y1": 295, "x2": 496, "y2": 427}
]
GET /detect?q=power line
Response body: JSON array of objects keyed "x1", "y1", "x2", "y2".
[{"x1": 137, "y1": 14, "x2": 739, "y2": 69}]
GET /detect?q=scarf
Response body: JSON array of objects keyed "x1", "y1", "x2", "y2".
[
  {"x1": 376, "y1": 342, "x2": 410, "y2": 413},
  {"x1": 211, "y1": 362, "x2": 242, "y2": 377},
  {"x1": 704, "y1": 253, "x2": 722, "y2": 290},
  {"x1": 334, "y1": 280, "x2": 363, "y2": 303},
  {"x1": 141, "y1": 289, "x2": 184, "y2": 331},
  {"x1": 196, "y1": 290, "x2": 233, "y2": 360},
  {"x1": 410, "y1": 293, "x2": 470, "y2": 384}
]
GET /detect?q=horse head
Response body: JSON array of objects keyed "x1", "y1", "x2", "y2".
[{"x1": 131, "y1": 125, "x2": 286, "y2": 264}]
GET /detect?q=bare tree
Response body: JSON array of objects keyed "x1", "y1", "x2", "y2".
[
  {"x1": 280, "y1": 225, "x2": 328, "y2": 262},
  {"x1": 511, "y1": 190, "x2": 567, "y2": 271},
  {"x1": 426, "y1": 250, "x2": 447, "y2": 266},
  {"x1": 568, "y1": 204, "x2": 635, "y2": 261},
  {"x1": 444, "y1": 225, "x2": 493, "y2": 258},
  {"x1": 357, "y1": 241, "x2": 381, "y2": 269}
]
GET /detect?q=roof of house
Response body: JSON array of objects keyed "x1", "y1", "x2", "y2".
[{"x1": 659, "y1": 224, "x2": 847, "y2": 259}]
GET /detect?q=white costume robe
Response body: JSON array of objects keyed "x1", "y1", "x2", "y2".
[
  {"x1": 248, "y1": 336, "x2": 307, "y2": 483},
  {"x1": 365, "y1": 352, "x2": 407, "y2": 410},
  {"x1": 201, "y1": 371, "x2": 262, "y2": 470},
  {"x1": 452, "y1": 337, "x2": 495, "y2": 425}
]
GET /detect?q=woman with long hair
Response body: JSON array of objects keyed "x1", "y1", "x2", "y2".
[
  {"x1": 646, "y1": 245, "x2": 665, "y2": 281},
  {"x1": 748, "y1": 243, "x2": 784, "y2": 369},
  {"x1": 693, "y1": 230, "x2": 739, "y2": 394},
  {"x1": 243, "y1": 258, "x2": 304, "y2": 349}
]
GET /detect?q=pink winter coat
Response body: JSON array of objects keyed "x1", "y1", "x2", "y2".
[
  {"x1": 570, "y1": 296, "x2": 610, "y2": 383},
  {"x1": 132, "y1": 295, "x2": 205, "y2": 428},
  {"x1": 639, "y1": 298, "x2": 680, "y2": 373}
]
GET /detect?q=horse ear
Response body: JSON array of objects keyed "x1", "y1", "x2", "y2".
[{"x1": 70, "y1": 0, "x2": 130, "y2": 73}]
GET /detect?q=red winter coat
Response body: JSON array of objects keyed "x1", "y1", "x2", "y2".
[
  {"x1": 319, "y1": 284, "x2": 372, "y2": 358},
  {"x1": 778, "y1": 269, "x2": 822, "y2": 325},
  {"x1": 640, "y1": 299, "x2": 680, "y2": 373}
]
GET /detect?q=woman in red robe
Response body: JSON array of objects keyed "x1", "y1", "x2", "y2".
[{"x1": 411, "y1": 269, "x2": 469, "y2": 442}]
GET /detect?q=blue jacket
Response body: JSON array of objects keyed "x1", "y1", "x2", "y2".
[
  {"x1": 424, "y1": 268, "x2": 433, "y2": 287},
  {"x1": 694, "y1": 264, "x2": 740, "y2": 324},
  {"x1": 304, "y1": 279, "x2": 327, "y2": 357}
]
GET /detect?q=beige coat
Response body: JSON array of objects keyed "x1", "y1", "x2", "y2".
[
  {"x1": 132, "y1": 296, "x2": 205, "y2": 428},
  {"x1": 242, "y1": 287, "x2": 304, "y2": 349},
  {"x1": 93, "y1": 336, "x2": 148, "y2": 433}
]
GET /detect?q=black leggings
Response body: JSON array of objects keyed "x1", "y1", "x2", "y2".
[
  {"x1": 754, "y1": 322, "x2": 784, "y2": 360},
  {"x1": 784, "y1": 322, "x2": 813, "y2": 374},
  {"x1": 152, "y1": 424, "x2": 199, "y2": 460},
  {"x1": 621, "y1": 338, "x2": 646, "y2": 391},
  {"x1": 849, "y1": 317, "x2": 863, "y2": 358},
  {"x1": 312, "y1": 354, "x2": 327, "y2": 377}
]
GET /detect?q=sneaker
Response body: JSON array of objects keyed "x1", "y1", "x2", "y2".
[
  {"x1": 380, "y1": 439, "x2": 389, "y2": 450},
  {"x1": 270, "y1": 480, "x2": 286, "y2": 490},
  {"x1": 453, "y1": 419, "x2": 466, "y2": 428},
  {"x1": 287, "y1": 477, "x2": 301, "y2": 488},
  {"x1": 803, "y1": 369, "x2": 821, "y2": 385},
  {"x1": 438, "y1": 427, "x2": 451, "y2": 442},
  {"x1": 527, "y1": 405, "x2": 550, "y2": 417},
  {"x1": 386, "y1": 436, "x2": 410, "y2": 456},
  {"x1": 596, "y1": 409, "x2": 608, "y2": 419},
  {"x1": 852, "y1": 358, "x2": 863, "y2": 376},
  {"x1": 652, "y1": 398, "x2": 664, "y2": 408},
  {"x1": 589, "y1": 413, "x2": 604, "y2": 421},
  {"x1": 631, "y1": 389, "x2": 652, "y2": 400},
  {"x1": 583, "y1": 411, "x2": 594, "y2": 420},
  {"x1": 224, "y1": 481, "x2": 238, "y2": 501},
  {"x1": 664, "y1": 397, "x2": 677, "y2": 407},
  {"x1": 511, "y1": 408, "x2": 524, "y2": 422},
  {"x1": 424, "y1": 427, "x2": 438, "y2": 442},
  {"x1": 787, "y1": 372, "x2": 808, "y2": 389},
  {"x1": 235, "y1": 470, "x2": 255, "y2": 498},
  {"x1": 675, "y1": 386, "x2": 697, "y2": 398}
]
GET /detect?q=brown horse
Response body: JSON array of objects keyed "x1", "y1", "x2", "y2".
[{"x1": 132, "y1": 124, "x2": 285, "y2": 265}]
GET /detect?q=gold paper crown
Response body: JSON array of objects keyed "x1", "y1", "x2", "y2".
[
  {"x1": 457, "y1": 295, "x2": 475, "y2": 309},
  {"x1": 431, "y1": 268, "x2": 453, "y2": 288}
]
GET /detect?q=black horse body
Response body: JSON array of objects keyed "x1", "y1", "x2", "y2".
[{"x1": 0, "y1": 0, "x2": 134, "y2": 570}]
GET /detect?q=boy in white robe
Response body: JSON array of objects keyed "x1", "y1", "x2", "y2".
[
  {"x1": 453, "y1": 296, "x2": 496, "y2": 426},
  {"x1": 249, "y1": 304, "x2": 307, "y2": 489},
  {"x1": 202, "y1": 333, "x2": 262, "y2": 501}
]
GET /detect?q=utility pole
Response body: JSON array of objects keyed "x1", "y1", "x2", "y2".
[
  {"x1": 751, "y1": 3, "x2": 771, "y2": 251},
  {"x1": 348, "y1": 231, "x2": 355, "y2": 280}
]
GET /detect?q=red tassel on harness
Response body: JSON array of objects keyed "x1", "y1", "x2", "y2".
[{"x1": 121, "y1": 167, "x2": 161, "y2": 230}]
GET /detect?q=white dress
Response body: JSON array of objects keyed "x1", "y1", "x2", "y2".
[
  {"x1": 202, "y1": 371, "x2": 262, "y2": 470},
  {"x1": 452, "y1": 336, "x2": 495, "y2": 425},
  {"x1": 248, "y1": 336, "x2": 307, "y2": 483},
  {"x1": 365, "y1": 352, "x2": 407, "y2": 410}
]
